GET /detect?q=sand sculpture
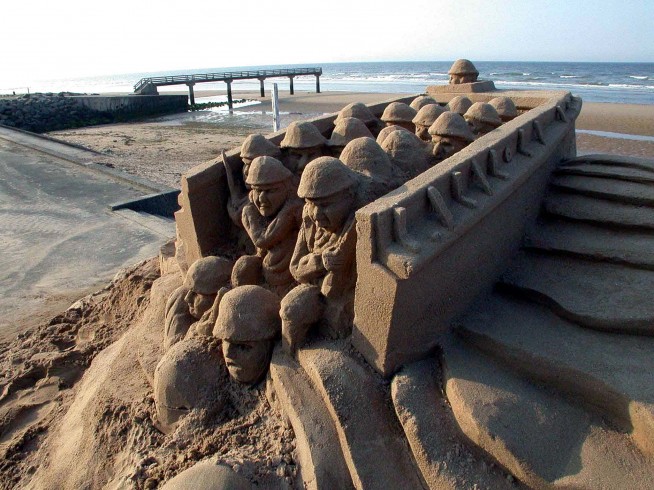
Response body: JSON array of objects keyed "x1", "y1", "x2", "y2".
[
  {"x1": 489, "y1": 95, "x2": 519, "y2": 121},
  {"x1": 463, "y1": 101, "x2": 503, "y2": 136},
  {"x1": 335, "y1": 101, "x2": 383, "y2": 135},
  {"x1": 376, "y1": 123, "x2": 409, "y2": 145},
  {"x1": 413, "y1": 103, "x2": 446, "y2": 141},
  {"x1": 214, "y1": 285, "x2": 280, "y2": 384},
  {"x1": 428, "y1": 111, "x2": 476, "y2": 161},
  {"x1": 327, "y1": 116, "x2": 374, "y2": 158},
  {"x1": 379, "y1": 129, "x2": 432, "y2": 178},
  {"x1": 163, "y1": 255, "x2": 232, "y2": 349},
  {"x1": 409, "y1": 94, "x2": 438, "y2": 110},
  {"x1": 445, "y1": 95, "x2": 473, "y2": 115},
  {"x1": 234, "y1": 156, "x2": 302, "y2": 297},
  {"x1": 280, "y1": 121, "x2": 328, "y2": 180},
  {"x1": 380, "y1": 101, "x2": 418, "y2": 132},
  {"x1": 448, "y1": 58, "x2": 479, "y2": 84},
  {"x1": 280, "y1": 157, "x2": 359, "y2": 352}
]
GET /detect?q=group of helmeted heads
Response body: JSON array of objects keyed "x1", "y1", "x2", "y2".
[{"x1": 153, "y1": 60, "x2": 519, "y2": 432}]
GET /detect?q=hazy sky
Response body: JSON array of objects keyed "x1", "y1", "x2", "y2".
[{"x1": 2, "y1": 0, "x2": 652, "y2": 84}]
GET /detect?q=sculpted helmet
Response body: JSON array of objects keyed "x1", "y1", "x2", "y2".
[
  {"x1": 328, "y1": 117, "x2": 374, "y2": 147},
  {"x1": 409, "y1": 95, "x2": 438, "y2": 111},
  {"x1": 245, "y1": 156, "x2": 293, "y2": 186},
  {"x1": 412, "y1": 104, "x2": 446, "y2": 127},
  {"x1": 376, "y1": 124, "x2": 409, "y2": 145},
  {"x1": 340, "y1": 137, "x2": 394, "y2": 181},
  {"x1": 428, "y1": 112, "x2": 476, "y2": 142},
  {"x1": 335, "y1": 102, "x2": 377, "y2": 124},
  {"x1": 446, "y1": 96, "x2": 473, "y2": 115},
  {"x1": 240, "y1": 134, "x2": 281, "y2": 160},
  {"x1": 464, "y1": 102, "x2": 502, "y2": 127},
  {"x1": 448, "y1": 59, "x2": 479, "y2": 78},
  {"x1": 380, "y1": 130, "x2": 429, "y2": 175},
  {"x1": 488, "y1": 96, "x2": 518, "y2": 121},
  {"x1": 213, "y1": 285, "x2": 280, "y2": 341},
  {"x1": 184, "y1": 256, "x2": 233, "y2": 294},
  {"x1": 297, "y1": 156, "x2": 358, "y2": 199},
  {"x1": 280, "y1": 121, "x2": 327, "y2": 149},
  {"x1": 380, "y1": 102, "x2": 417, "y2": 124}
]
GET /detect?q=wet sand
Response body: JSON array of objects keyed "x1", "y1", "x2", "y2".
[{"x1": 48, "y1": 91, "x2": 654, "y2": 189}]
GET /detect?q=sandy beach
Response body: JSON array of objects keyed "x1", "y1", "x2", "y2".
[{"x1": 47, "y1": 90, "x2": 654, "y2": 189}]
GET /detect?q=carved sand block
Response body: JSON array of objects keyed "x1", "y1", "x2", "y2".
[
  {"x1": 353, "y1": 92, "x2": 581, "y2": 376},
  {"x1": 544, "y1": 190, "x2": 654, "y2": 229},
  {"x1": 524, "y1": 219, "x2": 654, "y2": 269},
  {"x1": 268, "y1": 347, "x2": 354, "y2": 490},
  {"x1": 558, "y1": 153, "x2": 654, "y2": 174},
  {"x1": 296, "y1": 340, "x2": 425, "y2": 490},
  {"x1": 550, "y1": 174, "x2": 654, "y2": 206},
  {"x1": 454, "y1": 292, "x2": 654, "y2": 456},
  {"x1": 556, "y1": 163, "x2": 654, "y2": 183},
  {"x1": 500, "y1": 251, "x2": 654, "y2": 334},
  {"x1": 391, "y1": 358, "x2": 515, "y2": 490},
  {"x1": 442, "y1": 338, "x2": 654, "y2": 489}
]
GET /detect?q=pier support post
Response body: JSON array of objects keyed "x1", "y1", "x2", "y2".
[
  {"x1": 187, "y1": 82, "x2": 196, "y2": 105},
  {"x1": 259, "y1": 78, "x2": 265, "y2": 97},
  {"x1": 315, "y1": 75, "x2": 321, "y2": 93},
  {"x1": 226, "y1": 79, "x2": 233, "y2": 110},
  {"x1": 289, "y1": 76, "x2": 294, "y2": 95}
]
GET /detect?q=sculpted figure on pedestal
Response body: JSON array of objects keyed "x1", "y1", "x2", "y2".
[
  {"x1": 380, "y1": 102, "x2": 418, "y2": 133},
  {"x1": 225, "y1": 134, "x2": 281, "y2": 228},
  {"x1": 412, "y1": 104, "x2": 446, "y2": 142},
  {"x1": 233, "y1": 156, "x2": 302, "y2": 297},
  {"x1": 279, "y1": 121, "x2": 328, "y2": 181},
  {"x1": 448, "y1": 59, "x2": 480, "y2": 84},
  {"x1": 327, "y1": 117, "x2": 374, "y2": 158},
  {"x1": 214, "y1": 285, "x2": 280, "y2": 384},
  {"x1": 164, "y1": 256, "x2": 232, "y2": 350},
  {"x1": 428, "y1": 111, "x2": 476, "y2": 162},
  {"x1": 280, "y1": 157, "x2": 359, "y2": 353},
  {"x1": 464, "y1": 102, "x2": 503, "y2": 137},
  {"x1": 489, "y1": 96, "x2": 519, "y2": 122}
]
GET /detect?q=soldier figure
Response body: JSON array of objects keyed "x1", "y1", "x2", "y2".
[
  {"x1": 233, "y1": 156, "x2": 302, "y2": 297},
  {"x1": 380, "y1": 102, "x2": 418, "y2": 132},
  {"x1": 464, "y1": 102, "x2": 503, "y2": 137},
  {"x1": 489, "y1": 96, "x2": 519, "y2": 122},
  {"x1": 448, "y1": 59, "x2": 480, "y2": 84},
  {"x1": 446, "y1": 95, "x2": 473, "y2": 116},
  {"x1": 327, "y1": 117, "x2": 374, "y2": 158},
  {"x1": 280, "y1": 157, "x2": 360, "y2": 353},
  {"x1": 279, "y1": 121, "x2": 328, "y2": 181},
  {"x1": 412, "y1": 104, "x2": 446, "y2": 142},
  {"x1": 335, "y1": 102, "x2": 384, "y2": 136},
  {"x1": 409, "y1": 95, "x2": 438, "y2": 111},
  {"x1": 428, "y1": 111, "x2": 476, "y2": 162}
]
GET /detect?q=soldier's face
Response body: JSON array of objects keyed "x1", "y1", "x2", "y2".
[
  {"x1": 415, "y1": 124, "x2": 431, "y2": 142},
  {"x1": 241, "y1": 157, "x2": 253, "y2": 181},
  {"x1": 286, "y1": 146, "x2": 323, "y2": 175},
  {"x1": 306, "y1": 189, "x2": 354, "y2": 233},
  {"x1": 251, "y1": 182, "x2": 288, "y2": 217},
  {"x1": 184, "y1": 289, "x2": 215, "y2": 319},
  {"x1": 432, "y1": 136, "x2": 469, "y2": 161},
  {"x1": 222, "y1": 339, "x2": 272, "y2": 384}
]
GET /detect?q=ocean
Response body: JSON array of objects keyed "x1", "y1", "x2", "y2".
[{"x1": 2, "y1": 61, "x2": 653, "y2": 105}]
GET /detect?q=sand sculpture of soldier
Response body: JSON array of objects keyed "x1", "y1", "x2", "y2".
[
  {"x1": 379, "y1": 129, "x2": 432, "y2": 179},
  {"x1": 279, "y1": 121, "x2": 327, "y2": 182},
  {"x1": 446, "y1": 95, "x2": 473, "y2": 116},
  {"x1": 327, "y1": 117, "x2": 374, "y2": 158},
  {"x1": 409, "y1": 95, "x2": 438, "y2": 111},
  {"x1": 448, "y1": 59, "x2": 479, "y2": 84},
  {"x1": 164, "y1": 256, "x2": 232, "y2": 350},
  {"x1": 280, "y1": 157, "x2": 360, "y2": 353},
  {"x1": 214, "y1": 285, "x2": 280, "y2": 384},
  {"x1": 489, "y1": 96, "x2": 519, "y2": 122},
  {"x1": 335, "y1": 102, "x2": 384, "y2": 136},
  {"x1": 376, "y1": 124, "x2": 410, "y2": 145},
  {"x1": 464, "y1": 102, "x2": 503, "y2": 137},
  {"x1": 428, "y1": 111, "x2": 476, "y2": 162},
  {"x1": 412, "y1": 103, "x2": 446, "y2": 142},
  {"x1": 380, "y1": 102, "x2": 418, "y2": 132},
  {"x1": 224, "y1": 134, "x2": 282, "y2": 228},
  {"x1": 232, "y1": 156, "x2": 302, "y2": 297}
]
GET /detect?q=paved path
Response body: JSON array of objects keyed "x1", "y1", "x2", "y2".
[{"x1": 0, "y1": 137, "x2": 175, "y2": 340}]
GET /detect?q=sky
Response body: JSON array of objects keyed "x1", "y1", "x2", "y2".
[{"x1": 1, "y1": 0, "x2": 652, "y2": 85}]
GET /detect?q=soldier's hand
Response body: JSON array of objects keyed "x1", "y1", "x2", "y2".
[{"x1": 322, "y1": 249, "x2": 344, "y2": 270}]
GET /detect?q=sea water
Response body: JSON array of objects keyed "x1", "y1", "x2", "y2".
[{"x1": 2, "y1": 61, "x2": 653, "y2": 105}]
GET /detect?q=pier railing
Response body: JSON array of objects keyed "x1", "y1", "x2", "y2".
[{"x1": 133, "y1": 68, "x2": 323, "y2": 93}]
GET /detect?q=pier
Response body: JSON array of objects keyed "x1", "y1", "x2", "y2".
[{"x1": 133, "y1": 67, "x2": 323, "y2": 108}]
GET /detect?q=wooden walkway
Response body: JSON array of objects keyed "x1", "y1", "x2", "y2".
[{"x1": 133, "y1": 67, "x2": 323, "y2": 107}]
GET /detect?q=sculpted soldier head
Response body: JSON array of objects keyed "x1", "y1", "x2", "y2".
[
  {"x1": 448, "y1": 59, "x2": 479, "y2": 84},
  {"x1": 240, "y1": 134, "x2": 281, "y2": 182},
  {"x1": 280, "y1": 121, "x2": 327, "y2": 176},
  {"x1": 183, "y1": 256, "x2": 232, "y2": 319},
  {"x1": 245, "y1": 156, "x2": 293, "y2": 217},
  {"x1": 488, "y1": 96, "x2": 518, "y2": 122},
  {"x1": 428, "y1": 111, "x2": 475, "y2": 162},
  {"x1": 464, "y1": 102, "x2": 502, "y2": 136},
  {"x1": 214, "y1": 285, "x2": 280, "y2": 384},
  {"x1": 412, "y1": 104, "x2": 446, "y2": 142},
  {"x1": 327, "y1": 117, "x2": 374, "y2": 158},
  {"x1": 380, "y1": 102, "x2": 418, "y2": 132}
]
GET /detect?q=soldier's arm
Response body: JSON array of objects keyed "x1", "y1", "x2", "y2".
[{"x1": 290, "y1": 219, "x2": 325, "y2": 283}]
